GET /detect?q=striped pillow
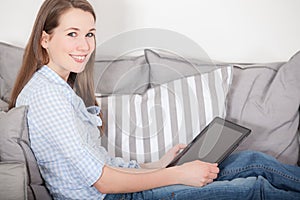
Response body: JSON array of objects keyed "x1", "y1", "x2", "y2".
[{"x1": 97, "y1": 66, "x2": 233, "y2": 163}]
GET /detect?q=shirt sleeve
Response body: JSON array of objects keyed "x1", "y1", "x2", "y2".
[{"x1": 27, "y1": 85, "x2": 104, "y2": 186}]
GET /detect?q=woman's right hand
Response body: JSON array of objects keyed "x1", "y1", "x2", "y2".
[{"x1": 174, "y1": 160, "x2": 220, "y2": 187}]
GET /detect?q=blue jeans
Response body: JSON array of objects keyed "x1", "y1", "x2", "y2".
[{"x1": 104, "y1": 151, "x2": 300, "y2": 200}]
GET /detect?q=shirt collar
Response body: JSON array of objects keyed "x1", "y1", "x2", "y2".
[{"x1": 38, "y1": 65, "x2": 71, "y2": 88}]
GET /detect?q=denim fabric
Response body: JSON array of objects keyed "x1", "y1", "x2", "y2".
[{"x1": 105, "y1": 151, "x2": 300, "y2": 200}]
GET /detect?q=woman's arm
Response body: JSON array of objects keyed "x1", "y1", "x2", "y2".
[
  {"x1": 94, "y1": 165, "x2": 176, "y2": 194},
  {"x1": 93, "y1": 160, "x2": 219, "y2": 194}
]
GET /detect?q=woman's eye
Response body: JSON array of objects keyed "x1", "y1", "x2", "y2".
[
  {"x1": 86, "y1": 32, "x2": 94, "y2": 38},
  {"x1": 67, "y1": 32, "x2": 77, "y2": 37}
]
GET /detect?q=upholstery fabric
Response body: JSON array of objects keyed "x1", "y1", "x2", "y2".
[
  {"x1": 94, "y1": 55, "x2": 149, "y2": 95},
  {"x1": 0, "y1": 162, "x2": 27, "y2": 200},
  {"x1": 97, "y1": 66, "x2": 233, "y2": 163},
  {"x1": 226, "y1": 51, "x2": 300, "y2": 165},
  {"x1": 0, "y1": 106, "x2": 52, "y2": 200},
  {"x1": 145, "y1": 49, "x2": 224, "y2": 87},
  {"x1": 0, "y1": 42, "x2": 23, "y2": 102},
  {"x1": 0, "y1": 99, "x2": 8, "y2": 112}
]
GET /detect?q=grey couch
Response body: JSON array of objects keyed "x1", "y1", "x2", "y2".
[{"x1": 1, "y1": 42, "x2": 299, "y2": 199}]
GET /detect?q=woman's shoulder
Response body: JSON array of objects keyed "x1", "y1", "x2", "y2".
[{"x1": 17, "y1": 68, "x2": 72, "y2": 106}]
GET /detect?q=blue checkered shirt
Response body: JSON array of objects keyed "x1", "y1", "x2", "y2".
[{"x1": 16, "y1": 66, "x2": 139, "y2": 200}]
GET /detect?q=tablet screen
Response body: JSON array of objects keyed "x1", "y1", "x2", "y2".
[{"x1": 167, "y1": 117, "x2": 251, "y2": 167}]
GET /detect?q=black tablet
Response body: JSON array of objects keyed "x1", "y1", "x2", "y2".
[{"x1": 166, "y1": 117, "x2": 251, "y2": 167}]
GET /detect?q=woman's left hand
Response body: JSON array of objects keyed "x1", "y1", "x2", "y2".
[
  {"x1": 159, "y1": 143, "x2": 187, "y2": 168},
  {"x1": 139, "y1": 143, "x2": 187, "y2": 169}
]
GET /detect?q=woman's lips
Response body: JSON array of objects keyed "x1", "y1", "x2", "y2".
[{"x1": 70, "y1": 55, "x2": 86, "y2": 63}]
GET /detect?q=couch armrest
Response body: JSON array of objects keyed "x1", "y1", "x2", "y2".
[{"x1": 0, "y1": 162, "x2": 27, "y2": 200}]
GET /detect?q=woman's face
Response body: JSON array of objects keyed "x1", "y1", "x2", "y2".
[{"x1": 41, "y1": 8, "x2": 96, "y2": 81}]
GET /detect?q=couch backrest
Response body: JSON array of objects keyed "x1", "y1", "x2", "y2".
[
  {"x1": 0, "y1": 106, "x2": 52, "y2": 199},
  {"x1": 0, "y1": 42, "x2": 23, "y2": 103}
]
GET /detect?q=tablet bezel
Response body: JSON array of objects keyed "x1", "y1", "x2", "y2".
[{"x1": 166, "y1": 117, "x2": 251, "y2": 167}]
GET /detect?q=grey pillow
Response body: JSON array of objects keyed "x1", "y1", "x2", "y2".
[
  {"x1": 94, "y1": 55, "x2": 149, "y2": 95},
  {"x1": 0, "y1": 106, "x2": 52, "y2": 200},
  {"x1": 0, "y1": 162, "x2": 27, "y2": 200},
  {"x1": 0, "y1": 99, "x2": 8, "y2": 112},
  {"x1": 226, "y1": 52, "x2": 300, "y2": 165},
  {"x1": 145, "y1": 49, "x2": 224, "y2": 87},
  {"x1": 0, "y1": 42, "x2": 24, "y2": 103}
]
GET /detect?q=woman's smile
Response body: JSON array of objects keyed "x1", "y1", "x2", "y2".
[{"x1": 70, "y1": 54, "x2": 87, "y2": 63}]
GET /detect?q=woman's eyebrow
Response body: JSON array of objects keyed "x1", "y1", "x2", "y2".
[
  {"x1": 64, "y1": 27, "x2": 80, "y2": 31},
  {"x1": 64, "y1": 27, "x2": 96, "y2": 32}
]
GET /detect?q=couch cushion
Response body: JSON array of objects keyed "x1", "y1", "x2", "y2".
[
  {"x1": 94, "y1": 55, "x2": 149, "y2": 95},
  {"x1": 0, "y1": 99, "x2": 8, "y2": 112},
  {"x1": 97, "y1": 66, "x2": 232, "y2": 163},
  {"x1": 0, "y1": 106, "x2": 52, "y2": 200},
  {"x1": 145, "y1": 49, "x2": 227, "y2": 87},
  {"x1": 0, "y1": 42, "x2": 24, "y2": 103},
  {"x1": 226, "y1": 51, "x2": 300, "y2": 165},
  {"x1": 0, "y1": 162, "x2": 27, "y2": 200}
]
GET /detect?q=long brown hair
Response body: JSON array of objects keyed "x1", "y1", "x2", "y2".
[{"x1": 9, "y1": 0, "x2": 104, "y2": 133}]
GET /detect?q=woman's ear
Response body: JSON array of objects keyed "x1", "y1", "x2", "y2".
[{"x1": 41, "y1": 31, "x2": 50, "y2": 49}]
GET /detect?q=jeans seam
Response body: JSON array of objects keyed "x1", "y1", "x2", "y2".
[
  {"x1": 154, "y1": 188, "x2": 191, "y2": 200},
  {"x1": 218, "y1": 165, "x2": 300, "y2": 182}
]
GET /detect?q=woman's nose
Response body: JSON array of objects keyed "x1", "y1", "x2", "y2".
[{"x1": 77, "y1": 37, "x2": 90, "y2": 51}]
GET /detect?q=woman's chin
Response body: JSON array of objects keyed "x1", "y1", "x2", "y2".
[{"x1": 73, "y1": 64, "x2": 86, "y2": 74}]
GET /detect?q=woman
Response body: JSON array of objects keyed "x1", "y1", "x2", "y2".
[{"x1": 10, "y1": 0, "x2": 300, "y2": 199}]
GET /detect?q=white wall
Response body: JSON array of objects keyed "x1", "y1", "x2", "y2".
[
  {"x1": 0, "y1": 0, "x2": 44, "y2": 46},
  {"x1": 1, "y1": 0, "x2": 299, "y2": 62}
]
